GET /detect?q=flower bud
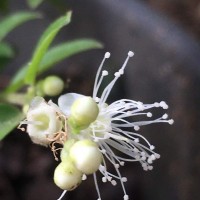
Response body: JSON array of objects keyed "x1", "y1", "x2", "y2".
[
  {"x1": 69, "y1": 96, "x2": 99, "y2": 133},
  {"x1": 54, "y1": 159, "x2": 82, "y2": 191},
  {"x1": 43, "y1": 76, "x2": 64, "y2": 96},
  {"x1": 70, "y1": 140, "x2": 102, "y2": 174}
]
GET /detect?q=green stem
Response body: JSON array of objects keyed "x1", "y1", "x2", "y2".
[{"x1": 0, "y1": 93, "x2": 27, "y2": 106}]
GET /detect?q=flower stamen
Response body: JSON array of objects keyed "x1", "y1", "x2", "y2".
[
  {"x1": 93, "y1": 52, "x2": 111, "y2": 99},
  {"x1": 57, "y1": 190, "x2": 67, "y2": 200},
  {"x1": 99, "y1": 51, "x2": 134, "y2": 105},
  {"x1": 93, "y1": 172, "x2": 102, "y2": 200}
]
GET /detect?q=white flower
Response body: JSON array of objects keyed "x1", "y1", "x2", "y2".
[
  {"x1": 57, "y1": 51, "x2": 174, "y2": 200},
  {"x1": 19, "y1": 96, "x2": 64, "y2": 147}
]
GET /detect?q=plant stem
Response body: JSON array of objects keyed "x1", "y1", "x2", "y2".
[{"x1": 0, "y1": 93, "x2": 26, "y2": 106}]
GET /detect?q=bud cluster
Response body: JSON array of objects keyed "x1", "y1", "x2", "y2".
[{"x1": 54, "y1": 139, "x2": 102, "y2": 191}]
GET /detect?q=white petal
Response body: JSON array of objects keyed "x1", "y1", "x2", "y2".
[
  {"x1": 27, "y1": 101, "x2": 61, "y2": 146},
  {"x1": 58, "y1": 93, "x2": 84, "y2": 115},
  {"x1": 29, "y1": 96, "x2": 45, "y2": 110},
  {"x1": 48, "y1": 100, "x2": 62, "y2": 113}
]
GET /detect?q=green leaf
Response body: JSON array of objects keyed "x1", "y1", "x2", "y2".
[
  {"x1": 4, "y1": 65, "x2": 27, "y2": 93},
  {"x1": 25, "y1": 11, "x2": 72, "y2": 85},
  {"x1": 27, "y1": 0, "x2": 44, "y2": 9},
  {"x1": 0, "y1": 42, "x2": 15, "y2": 58},
  {"x1": 0, "y1": 11, "x2": 41, "y2": 42},
  {"x1": 40, "y1": 39, "x2": 103, "y2": 72},
  {"x1": 0, "y1": 104, "x2": 23, "y2": 140},
  {"x1": 5, "y1": 39, "x2": 103, "y2": 93},
  {"x1": 0, "y1": 42, "x2": 15, "y2": 71}
]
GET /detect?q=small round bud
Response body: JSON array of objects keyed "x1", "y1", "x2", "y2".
[
  {"x1": 54, "y1": 159, "x2": 82, "y2": 191},
  {"x1": 70, "y1": 140, "x2": 102, "y2": 174},
  {"x1": 43, "y1": 76, "x2": 64, "y2": 96},
  {"x1": 69, "y1": 96, "x2": 99, "y2": 132}
]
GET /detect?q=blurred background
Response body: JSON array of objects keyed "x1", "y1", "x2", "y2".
[{"x1": 0, "y1": 0, "x2": 200, "y2": 200}]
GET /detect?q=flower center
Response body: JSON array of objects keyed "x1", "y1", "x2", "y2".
[
  {"x1": 90, "y1": 113, "x2": 112, "y2": 140},
  {"x1": 32, "y1": 114, "x2": 50, "y2": 131}
]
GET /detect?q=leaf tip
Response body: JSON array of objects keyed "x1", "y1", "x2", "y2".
[{"x1": 65, "y1": 10, "x2": 72, "y2": 23}]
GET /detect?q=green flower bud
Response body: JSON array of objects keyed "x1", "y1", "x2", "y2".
[
  {"x1": 43, "y1": 76, "x2": 64, "y2": 96},
  {"x1": 54, "y1": 158, "x2": 82, "y2": 191},
  {"x1": 69, "y1": 96, "x2": 99, "y2": 133},
  {"x1": 70, "y1": 140, "x2": 102, "y2": 174}
]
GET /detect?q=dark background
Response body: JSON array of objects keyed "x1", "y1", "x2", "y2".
[{"x1": 0, "y1": 0, "x2": 200, "y2": 200}]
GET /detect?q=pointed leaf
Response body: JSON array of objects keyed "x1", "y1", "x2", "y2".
[
  {"x1": 25, "y1": 11, "x2": 72, "y2": 85},
  {"x1": 0, "y1": 104, "x2": 23, "y2": 140},
  {"x1": 0, "y1": 42, "x2": 15, "y2": 71},
  {"x1": 5, "y1": 39, "x2": 102, "y2": 93},
  {"x1": 40, "y1": 39, "x2": 103, "y2": 72},
  {"x1": 0, "y1": 42, "x2": 15, "y2": 58},
  {"x1": 0, "y1": 11, "x2": 41, "y2": 42},
  {"x1": 27, "y1": 0, "x2": 44, "y2": 9}
]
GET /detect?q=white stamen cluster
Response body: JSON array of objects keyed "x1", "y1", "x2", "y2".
[{"x1": 57, "y1": 51, "x2": 174, "y2": 200}]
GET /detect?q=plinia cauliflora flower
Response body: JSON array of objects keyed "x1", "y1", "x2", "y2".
[
  {"x1": 57, "y1": 51, "x2": 174, "y2": 200},
  {"x1": 19, "y1": 96, "x2": 67, "y2": 151}
]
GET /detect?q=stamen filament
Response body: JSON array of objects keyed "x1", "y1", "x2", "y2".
[
  {"x1": 57, "y1": 190, "x2": 67, "y2": 200},
  {"x1": 93, "y1": 52, "x2": 110, "y2": 99},
  {"x1": 99, "y1": 52, "x2": 134, "y2": 105},
  {"x1": 20, "y1": 120, "x2": 43, "y2": 125},
  {"x1": 93, "y1": 173, "x2": 101, "y2": 200}
]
